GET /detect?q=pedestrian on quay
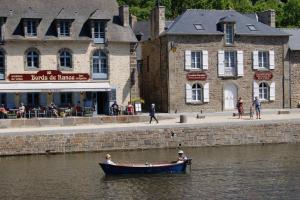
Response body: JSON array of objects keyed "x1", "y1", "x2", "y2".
[
  {"x1": 252, "y1": 96, "x2": 261, "y2": 119},
  {"x1": 236, "y1": 97, "x2": 244, "y2": 119},
  {"x1": 149, "y1": 103, "x2": 159, "y2": 124}
]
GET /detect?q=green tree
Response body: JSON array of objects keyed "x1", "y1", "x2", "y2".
[{"x1": 282, "y1": 0, "x2": 300, "y2": 27}]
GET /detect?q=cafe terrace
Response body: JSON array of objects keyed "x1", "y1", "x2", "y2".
[{"x1": 0, "y1": 0, "x2": 138, "y2": 116}]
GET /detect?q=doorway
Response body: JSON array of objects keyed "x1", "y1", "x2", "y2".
[{"x1": 224, "y1": 83, "x2": 238, "y2": 110}]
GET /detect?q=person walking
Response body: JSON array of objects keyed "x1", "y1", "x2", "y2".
[
  {"x1": 149, "y1": 104, "x2": 159, "y2": 124},
  {"x1": 252, "y1": 97, "x2": 261, "y2": 119},
  {"x1": 236, "y1": 97, "x2": 244, "y2": 119}
]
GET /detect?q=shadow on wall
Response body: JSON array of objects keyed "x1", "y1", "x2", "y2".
[{"x1": 122, "y1": 77, "x2": 130, "y2": 103}]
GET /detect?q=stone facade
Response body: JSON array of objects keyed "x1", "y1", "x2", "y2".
[
  {"x1": 290, "y1": 51, "x2": 300, "y2": 108},
  {"x1": 142, "y1": 34, "x2": 289, "y2": 113},
  {"x1": 140, "y1": 8, "x2": 289, "y2": 113},
  {"x1": 1, "y1": 41, "x2": 132, "y2": 107},
  {"x1": 1, "y1": 119, "x2": 300, "y2": 156}
]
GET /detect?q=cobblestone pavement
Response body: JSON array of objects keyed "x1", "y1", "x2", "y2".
[{"x1": 0, "y1": 109, "x2": 300, "y2": 136}]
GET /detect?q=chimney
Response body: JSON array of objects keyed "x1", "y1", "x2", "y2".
[
  {"x1": 150, "y1": 6, "x2": 165, "y2": 40},
  {"x1": 119, "y1": 5, "x2": 130, "y2": 27},
  {"x1": 257, "y1": 9, "x2": 276, "y2": 28}
]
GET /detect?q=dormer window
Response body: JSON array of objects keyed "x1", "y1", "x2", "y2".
[
  {"x1": 23, "y1": 19, "x2": 39, "y2": 37},
  {"x1": 225, "y1": 23, "x2": 234, "y2": 45},
  {"x1": 92, "y1": 21, "x2": 105, "y2": 44},
  {"x1": 26, "y1": 20, "x2": 37, "y2": 36},
  {"x1": 57, "y1": 21, "x2": 71, "y2": 37}
]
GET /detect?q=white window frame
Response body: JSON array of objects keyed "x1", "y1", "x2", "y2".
[
  {"x1": 259, "y1": 82, "x2": 269, "y2": 101},
  {"x1": 27, "y1": 20, "x2": 37, "y2": 37},
  {"x1": 27, "y1": 50, "x2": 39, "y2": 68},
  {"x1": 258, "y1": 51, "x2": 269, "y2": 69},
  {"x1": 224, "y1": 51, "x2": 237, "y2": 76},
  {"x1": 92, "y1": 50, "x2": 108, "y2": 80},
  {"x1": 191, "y1": 83, "x2": 203, "y2": 102},
  {"x1": 59, "y1": 21, "x2": 70, "y2": 37},
  {"x1": 225, "y1": 23, "x2": 234, "y2": 45},
  {"x1": 59, "y1": 50, "x2": 72, "y2": 68},
  {"x1": 191, "y1": 51, "x2": 202, "y2": 69},
  {"x1": 93, "y1": 21, "x2": 105, "y2": 43}
]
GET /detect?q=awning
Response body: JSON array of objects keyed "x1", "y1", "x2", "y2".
[{"x1": 0, "y1": 82, "x2": 111, "y2": 93}]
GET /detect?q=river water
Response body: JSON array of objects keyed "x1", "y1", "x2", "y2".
[{"x1": 1, "y1": 144, "x2": 300, "y2": 200}]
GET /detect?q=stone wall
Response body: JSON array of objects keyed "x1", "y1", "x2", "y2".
[
  {"x1": 142, "y1": 34, "x2": 288, "y2": 113},
  {"x1": 290, "y1": 51, "x2": 300, "y2": 108},
  {"x1": 1, "y1": 119, "x2": 300, "y2": 156},
  {"x1": 167, "y1": 35, "x2": 287, "y2": 113}
]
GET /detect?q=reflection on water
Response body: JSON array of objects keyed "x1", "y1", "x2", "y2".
[{"x1": 1, "y1": 144, "x2": 300, "y2": 199}]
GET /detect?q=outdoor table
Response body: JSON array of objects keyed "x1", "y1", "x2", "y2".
[
  {"x1": 59, "y1": 108, "x2": 71, "y2": 117},
  {"x1": 32, "y1": 108, "x2": 41, "y2": 118}
]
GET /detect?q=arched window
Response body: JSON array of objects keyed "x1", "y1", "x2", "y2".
[
  {"x1": 59, "y1": 49, "x2": 72, "y2": 68},
  {"x1": 26, "y1": 49, "x2": 39, "y2": 68},
  {"x1": 192, "y1": 83, "x2": 202, "y2": 102},
  {"x1": 0, "y1": 50, "x2": 5, "y2": 80},
  {"x1": 259, "y1": 82, "x2": 269, "y2": 100},
  {"x1": 92, "y1": 50, "x2": 108, "y2": 79}
]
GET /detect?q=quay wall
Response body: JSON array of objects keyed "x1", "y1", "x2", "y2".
[{"x1": 0, "y1": 120, "x2": 300, "y2": 156}]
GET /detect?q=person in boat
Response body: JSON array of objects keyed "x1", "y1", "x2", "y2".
[
  {"x1": 104, "y1": 154, "x2": 116, "y2": 165},
  {"x1": 177, "y1": 150, "x2": 188, "y2": 163}
]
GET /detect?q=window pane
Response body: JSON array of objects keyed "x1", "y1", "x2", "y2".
[{"x1": 226, "y1": 24, "x2": 234, "y2": 44}]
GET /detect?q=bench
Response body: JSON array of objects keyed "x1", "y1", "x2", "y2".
[
  {"x1": 233, "y1": 112, "x2": 252, "y2": 117},
  {"x1": 277, "y1": 110, "x2": 290, "y2": 115}
]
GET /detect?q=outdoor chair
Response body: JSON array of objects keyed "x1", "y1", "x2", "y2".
[
  {"x1": 75, "y1": 106, "x2": 83, "y2": 116},
  {"x1": 38, "y1": 108, "x2": 46, "y2": 118},
  {"x1": 83, "y1": 107, "x2": 93, "y2": 117}
]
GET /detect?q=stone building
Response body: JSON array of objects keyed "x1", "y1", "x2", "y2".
[
  {"x1": 281, "y1": 28, "x2": 300, "y2": 108},
  {"x1": 0, "y1": 0, "x2": 138, "y2": 115},
  {"x1": 137, "y1": 7, "x2": 290, "y2": 113}
]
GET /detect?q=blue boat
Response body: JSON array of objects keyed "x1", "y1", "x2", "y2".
[{"x1": 99, "y1": 159, "x2": 192, "y2": 175}]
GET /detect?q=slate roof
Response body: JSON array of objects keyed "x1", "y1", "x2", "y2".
[
  {"x1": 165, "y1": 9, "x2": 289, "y2": 36},
  {"x1": 133, "y1": 20, "x2": 174, "y2": 41},
  {"x1": 279, "y1": 28, "x2": 300, "y2": 51},
  {"x1": 55, "y1": 8, "x2": 76, "y2": 20},
  {"x1": 0, "y1": 0, "x2": 137, "y2": 42}
]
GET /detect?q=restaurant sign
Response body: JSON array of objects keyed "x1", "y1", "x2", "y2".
[
  {"x1": 187, "y1": 72, "x2": 208, "y2": 81},
  {"x1": 254, "y1": 71, "x2": 273, "y2": 81},
  {"x1": 9, "y1": 70, "x2": 90, "y2": 81}
]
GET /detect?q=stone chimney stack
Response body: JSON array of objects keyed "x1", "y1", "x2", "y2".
[
  {"x1": 150, "y1": 6, "x2": 165, "y2": 40},
  {"x1": 119, "y1": 5, "x2": 130, "y2": 27},
  {"x1": 257, "y1": 9, "x2": 276, "y2": 28}
]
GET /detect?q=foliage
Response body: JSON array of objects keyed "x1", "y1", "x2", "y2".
[{"x1": 117, "y1": 0, "x2": 300, "y2": 27}]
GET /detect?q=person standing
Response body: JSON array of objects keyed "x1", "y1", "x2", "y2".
[
  {"x1": 149, "y1": 104, "x2": 158, "y2": 124},
  {"x1": 236, "y1": 97, "x2": 244, "y2": 119},
  {"x1": 253, "y1": 97, "x2": 261, "y2": 119}
]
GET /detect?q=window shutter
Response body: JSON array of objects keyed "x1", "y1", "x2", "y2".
[
  {"x1": 253, "y1": 81, "x2": 259, "y2": 99},
  {"x1": 237, "y1": 50, "x2": 244, "y2": 76},
  {"x1": 253, "y1": 51, "x2": 259, "y2": 70},
  {"x1": 218, "y1": 50, "x2": 225, "y2": 76},
  {"x1": 203, "y1": 83, "x2": 210, "y2": 103},
  {"x1": 202, "y1": 50, "x2": 208, "y2": 70},
  {"x1": 186, "y1": 83, "x2": 192, "y2": 103},
  {"x1": 270, "y1": 82, "x2": 276, "y2": 101},
  {"x1": 185, "y1": 50, "x2": 191, "y2": 70},
  {"x1": 269, "y1": 50, "x2": 275, "y2": 70}
]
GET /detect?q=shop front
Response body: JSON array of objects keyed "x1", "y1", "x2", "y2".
[{"x1": 0, "y1": 70, "x2": 111, "y2": 115}]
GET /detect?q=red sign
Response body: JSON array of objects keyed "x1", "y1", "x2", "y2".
[
  {"x1": 254, "y1": 71, "x2": 273, "y2": 80},
  {"x1": 187, "y1": 72, "x2": 207, "y2": 81},
  {"x1": 9, "y1": 70, "x2": 90, "y2": 81}
]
